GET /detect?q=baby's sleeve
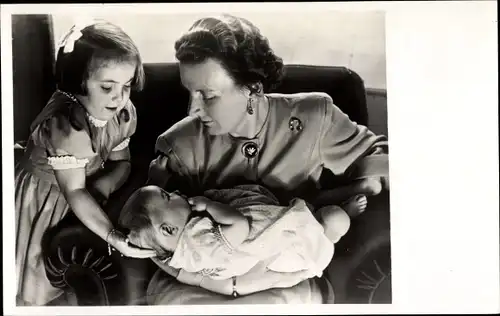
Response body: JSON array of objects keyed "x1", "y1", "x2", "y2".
[
  {"x1": 35, "y1": 114, "x2": 95, "y2": 170},
  {"x1": 169, "y1": 217, "x2": 235, "y2": 273},
  {"x1": 319, "y1": 94, "x2": 389, "y2": 180},
  {"x1": 111, "y1": 100, "x2": 138, "y2": 153}
]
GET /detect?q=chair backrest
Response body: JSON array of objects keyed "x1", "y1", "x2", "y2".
[{"x1": 129, "y1": 62, "x2": 368, "y2": 162}]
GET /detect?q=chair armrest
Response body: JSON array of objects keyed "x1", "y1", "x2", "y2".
[
  {"x1": 41, "y1": 162, "x2": 156, "y2": 306},
  {"x1": 42, "y1": 215, "x2": 120, "y2": 305}
]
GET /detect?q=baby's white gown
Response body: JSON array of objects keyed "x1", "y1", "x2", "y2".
[{"x1": 168, "y1": 185, "x2": 334, "y2": 280}]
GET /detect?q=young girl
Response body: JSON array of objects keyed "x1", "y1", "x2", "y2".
[
  {"x1": 119, "y1": 184, "x2": 367, "y2": 290},
  {"x1": 15, "y1": 19, "x2": 156, "y2": 306}
]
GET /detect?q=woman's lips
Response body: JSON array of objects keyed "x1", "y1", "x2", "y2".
[{"x1": 106, "y1": 106, "x2": 118, "y2": 112}]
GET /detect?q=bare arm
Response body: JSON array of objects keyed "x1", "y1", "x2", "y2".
[
  {"x1": 188, "y1": 196, "x2": 250, "y2": 248},
  {"x1": 54, "y1": 167, "x2": 156, "y2": 258},
  {"x1": 151, "y1": 257, "x2": 180, "y2": 279},
  {"x1": 87, "y1": 149, "x2": 132, "y2": 201},
  {"x1": 152, "y1": 255, "x2": 312, "y2": 296}
]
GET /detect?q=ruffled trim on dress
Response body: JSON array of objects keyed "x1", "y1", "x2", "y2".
[
  {"x1": 214, "y1": 224, "x2": 235, "y2": 253},
  {"x1": 47, "y1": 155, "x2": 89, "y2": 170},
  {"x1": 86, "y1": 113, "x2": 108, "y2": 128}
]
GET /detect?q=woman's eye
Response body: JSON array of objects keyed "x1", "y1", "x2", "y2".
[
  {"x1": 101, "y1": 86, "x2": 112, "y2": 92},
  {"x1": 203, "y1": 96, "x2": 216, "y2": 102}
]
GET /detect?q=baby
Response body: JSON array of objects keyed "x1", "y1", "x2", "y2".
[{"x1": 119, "y1": 184, "x2": 366, "y2": 280}]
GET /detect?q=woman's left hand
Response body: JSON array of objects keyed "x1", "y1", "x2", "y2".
[{"x1": 230, "y1": 255, "x2": 314, "y2": 295}]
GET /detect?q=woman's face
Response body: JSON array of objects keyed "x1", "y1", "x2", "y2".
[
  {"x1": 79, "y1": 61, "x2": 136, "y2": 121},
  {"x1": 179, "y1": 58, "x2": 250, "y2": 135}
]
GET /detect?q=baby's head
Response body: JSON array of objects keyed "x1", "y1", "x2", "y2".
[
  {"x1": 55, "y1": 19, "x2": 145, "y2": 121},
  {"x1": 118, "y1": 185, "x2": 191, "y2": 258}
]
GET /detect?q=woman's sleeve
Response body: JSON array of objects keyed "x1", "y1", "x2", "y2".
[
  {"x1": 111, "y1": 100, "x2": 138, "y2": 153},
  {"x1": 146, "y1": 135, "x2": 187, "y2": 190},
  {"x1": 319, "y1": 94, "x2": 389, "y2": 181}
]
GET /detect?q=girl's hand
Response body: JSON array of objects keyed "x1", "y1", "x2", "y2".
[
  {"x1": 187, "y1": 196, "x2": 213, "y2": 212},
  {"x1": 109, "y1": 231, "x2": 157, "y2": 258}
]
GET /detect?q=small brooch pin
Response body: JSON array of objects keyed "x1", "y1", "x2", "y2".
[
  {"x1": 289, "y1": 117, "x2": 303, "y2": 132},
  {"x1": 242, "y1": 142, "x2": 259, "y2": 159}
]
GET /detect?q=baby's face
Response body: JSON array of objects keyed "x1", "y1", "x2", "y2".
[{"x1": 128, "y1": 187, "x2": 191, "y2": 256}]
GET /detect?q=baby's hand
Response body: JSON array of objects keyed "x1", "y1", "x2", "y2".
[{"x1": 187, "y1": 196, "x2": 213, "y2": 212}]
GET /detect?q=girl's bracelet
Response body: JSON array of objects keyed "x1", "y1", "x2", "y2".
[{"x1": 105, "y1": 228, "x2": 128, "y2": 256}]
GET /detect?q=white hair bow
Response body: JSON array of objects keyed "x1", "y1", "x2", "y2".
[{"x1": 57, "y1": 18, "x2": 96, "y2": 54}]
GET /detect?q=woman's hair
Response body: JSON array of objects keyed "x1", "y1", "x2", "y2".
[
  {"x1": 55, "y1": 20, "x2": 145, "y2": 95},
  {"x1": 174, "y1": 14, "x2": 285, "y2": 93}
]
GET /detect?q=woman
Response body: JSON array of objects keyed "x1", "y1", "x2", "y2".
[{"x1": 144, "y1": 14, "x2": 389, "y2": 304}]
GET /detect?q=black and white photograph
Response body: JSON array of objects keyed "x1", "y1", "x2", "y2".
[{"x1": 2, "y1": 2, "x2": 498, "y2": 315}]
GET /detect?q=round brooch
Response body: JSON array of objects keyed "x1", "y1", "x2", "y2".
[
  {"x1": 242, "y1": 141, "x2": 259, "y2": 159},
  {"x1": 289, "y1": 117, "x2": 303, "y2": 132}
]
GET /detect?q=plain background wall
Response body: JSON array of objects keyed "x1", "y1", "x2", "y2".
[
  {"x1": 12, "y1": 15, "x2": 56, "y2": 143},
  {"x1": 51, "y1": 11, "x2": 387, "y2": 90},
  {"x1": 43, "y1": 12, "x2": 388, "y2": 137}
]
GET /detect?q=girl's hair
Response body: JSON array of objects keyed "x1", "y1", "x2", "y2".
[
  {"x1": 55, "y1": 20, "x2": 145, "y2": 95},
  {"x1": 174, "y1": 14, "x2": 285, "y2": 93}
]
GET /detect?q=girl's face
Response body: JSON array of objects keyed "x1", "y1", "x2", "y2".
[
  {"x1": 179, "y1": 58, "x2": 251, "y2": 135},
  {"x1": 79, "y1": 61, "x2": 136, "y2": 121}
]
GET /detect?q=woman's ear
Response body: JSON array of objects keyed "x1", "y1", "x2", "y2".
[
  {"x1": 160, "y1": 223, "x2": 178, "y2": 236},
  {"x1": 249, "y1": 82, "x2": 263, "y2": 95}
]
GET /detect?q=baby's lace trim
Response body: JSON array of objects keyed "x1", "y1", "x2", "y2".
[
  {"x1": 215, "y1": 224, "x2": 235, "y2": 253},
  {"x1": 48, "y1": 155, "x2": 89, "y2": 170},
  {"x1": 111, "y1": 138, "x2": 130, "y2": 152}
]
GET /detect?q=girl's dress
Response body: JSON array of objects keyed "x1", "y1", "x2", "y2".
[
  {"x1": 168, "y1": 184, "x2": 334, "y2": 280},
  {"x1": 15, "y1": 90, "x2": 137, "y2": 306}
]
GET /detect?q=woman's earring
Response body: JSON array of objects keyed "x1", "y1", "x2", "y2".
[{"x1": 247, "y1": 98, "x2": 254, "y2": 115}]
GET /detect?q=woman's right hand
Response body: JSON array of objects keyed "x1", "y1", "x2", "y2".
[{"x1": 110, "y1": 231, "x2": 157, "y2": 258}]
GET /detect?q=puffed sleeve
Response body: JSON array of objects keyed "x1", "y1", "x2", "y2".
[
  {"x1": 35, "y1": 114, "x2": 96, "y2": 170},
  {"x1": 319, "y1": 94, "x2": 389, "y2": 181},
  {"x1": 111, "y1": 100, "x2": 137, "y2": 152}
]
